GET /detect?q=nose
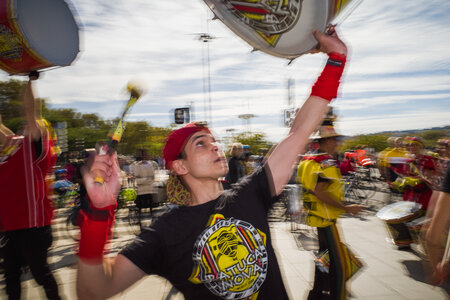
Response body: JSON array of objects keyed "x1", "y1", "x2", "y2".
[{"x1": 211, "y1": 142, "x2": 223, "y2": 152}]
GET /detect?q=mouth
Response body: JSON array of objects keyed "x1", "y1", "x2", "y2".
[{"x1": 215, "y1": 157, "x2": 227, "y2": 163}]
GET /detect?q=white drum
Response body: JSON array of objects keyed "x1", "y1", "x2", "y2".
[{"x1": 203, "y1": 0, "x2": 356, "y2": 59}]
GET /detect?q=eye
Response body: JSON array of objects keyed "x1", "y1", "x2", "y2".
[{"x1": 196, "y1": 140, "x2": 205, "y2": 147}]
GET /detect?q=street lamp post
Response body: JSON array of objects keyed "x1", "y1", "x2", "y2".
[
  {"x1": 238, "y1": 113, "x2": 255, "y2": 134},
  {"x1": 199, "y1": 33, "x2": 215, "y2": 126}
]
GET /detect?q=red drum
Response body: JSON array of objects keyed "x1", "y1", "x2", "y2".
[
  {"x1": 0, "y1": 0, "x2": 79, "y2": 75},
  {"x1": 376, "y1": 201, "x2": 423, "y2": 247},
  {"x1": 203, "y1": 0, "x2": 358, "y2": 59}
]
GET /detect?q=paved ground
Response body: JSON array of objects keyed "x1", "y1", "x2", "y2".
[{"x1": 1, "y1": 188, "x2": 449, "y2": 299}]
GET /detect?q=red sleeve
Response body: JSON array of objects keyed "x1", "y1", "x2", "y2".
[{"x1": 423, "y1": 157, "x2": 436, "y2": 170}]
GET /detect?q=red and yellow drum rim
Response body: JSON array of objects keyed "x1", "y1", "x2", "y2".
[{"x1": 0, "y1": 0, "x2": 51, "y2": 74}]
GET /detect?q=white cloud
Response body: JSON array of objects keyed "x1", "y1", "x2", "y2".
[{"x1": 1, "y1": 0, "x2": 448, "y2": 143}]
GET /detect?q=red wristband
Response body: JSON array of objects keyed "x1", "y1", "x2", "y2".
[
  {"x1": 77, "y1": 197, "x2": 116, "y2": 264},
  {"x1": 310, "y1": 52, "x2": 347, "y2": 101}
]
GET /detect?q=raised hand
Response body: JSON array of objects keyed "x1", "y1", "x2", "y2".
[
  {"x1": 312, "y1": 26, "x2": 347, "y2": 56},
  {"x1": 82, "y1": 151, "x2": 122, "y2": 209}
]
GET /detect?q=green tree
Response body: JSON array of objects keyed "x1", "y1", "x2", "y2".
[
  {"x1": 232, "y1": 132, "x2": 272, "y2": 157},
  {"x1": 0, "y1": 79, "x2": 26, "y2": 133},
  {"x1": 118, "y1": 122, "x2": 171, "y2": 158},
  {"x1": 340, "y1": 134, "x2": 389, "y2": 152},
  {"x1": 417, "y1": 130, "x2": 449, "y2": 148}
]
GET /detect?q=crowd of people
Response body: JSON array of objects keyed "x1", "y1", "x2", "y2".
[{"x1": 0, "y1": 29, "x2": 448, "y2": 300}]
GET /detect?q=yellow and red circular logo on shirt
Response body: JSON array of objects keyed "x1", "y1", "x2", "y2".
[{"x1": 190, "y1": 214, "x2": 268, "y2": 299}]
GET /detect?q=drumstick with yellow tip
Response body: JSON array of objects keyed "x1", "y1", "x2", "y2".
[{"x1": 93, "y1": 82, "x2": 145, "y2": 184}]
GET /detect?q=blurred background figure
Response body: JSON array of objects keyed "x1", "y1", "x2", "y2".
[
  {"x1": 0, "y1": 76, "x2": 62, "y2": 300},
  {"x1": 52, "y1": 168, "x2": 75, "y2": 208},
  {"x1": 297, "y1": 116, "x2": 365, "y2": 299},
  {"x1": 339, "y1": 151, "x2": 356, "y2": 176},
  {"x1": 401, "y1": 136, "x2": 438, "y2": 211},
  {"x1": 226, "y1": 142, "x2": 244, "y2": 184},
  {"x1": 435, "y1": 138, "x2": 450, "y2": 185},
  {"x1": 242, "y1": 150, "x2": 254, "y2": 175},
  {"x1": 384, "y1": 137, "x2": 411, "y2": 188},
  {"x1": 377, "y1": 136, "x2": 397, "y2": 181},
  {"x1": 129, "y1": 148, "x2": 159, "y2": 214}
]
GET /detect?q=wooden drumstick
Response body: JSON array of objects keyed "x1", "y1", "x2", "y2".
[{"x1": 93, "y1": 82, "x2": 144, "y2": 185}]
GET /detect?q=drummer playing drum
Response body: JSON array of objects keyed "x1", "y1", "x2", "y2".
[{"x1": 75, "y1": 30, "x2": 358, "y2": 300}]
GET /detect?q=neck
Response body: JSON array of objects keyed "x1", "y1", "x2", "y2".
[
  {"x1": 185, "y1": 177, "x2": 224, "y2": 206},
  {"x1": 318, "y1": 148, "x2": 331, "y2": 155}
]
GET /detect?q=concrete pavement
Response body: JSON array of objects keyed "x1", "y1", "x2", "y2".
[{"x1": 1, "y1": 201, "x2": 449, "y2": 299}]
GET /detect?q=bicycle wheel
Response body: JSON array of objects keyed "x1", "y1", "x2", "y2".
[
  {"x1": 66, "y1": 207, "x2": 81, "y2": 241},
  {"x1": 0, "y1": 232, "x2": 7, "y2": 248},
  {"x1": 127, "y1": 206, "x2": 141, "y2": 235},
  {"x1": 345, "y1": 181, "x2": 368, "y2": 203},
  {"x1": 359, "y1": 180, "x2": 377, "y2": 200}
]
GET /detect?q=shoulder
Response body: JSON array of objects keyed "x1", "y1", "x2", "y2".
[{"x1": 303, "y1": 154, "x2": 335, "y2": 167}]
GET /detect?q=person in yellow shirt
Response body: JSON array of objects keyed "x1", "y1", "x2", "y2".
[
  {"x1": 297, "y1": 116, "x2": 364, "y2": 300},
  {"x1": 384, "y1": 137, "x2": 411, "y2": 186},
  {"x1": 377, "y1": 137, "x2": 397, "y2": 181}
]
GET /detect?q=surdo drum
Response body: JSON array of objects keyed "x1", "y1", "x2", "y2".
[
  {"x1": 0, "y1": 0, "x2": 79, "y2": 75},
  {"x1": 203, "y1": 0, "x2": 356, "y2": 59},
  {"x1": 376, "y1": 201, "x2": 423, "y2": 247}
]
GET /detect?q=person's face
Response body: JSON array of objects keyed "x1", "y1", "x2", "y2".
[
  {"x1": 408, "y1": 143, "x2": 422, "y2": 156},
  {"x1": 180, "y1": 131, "x2": 228, "y2": 179},
  {"x1": 320, "y1": 137, "x2": 339, "y2": 154},
  {"x1": 236, "y1": 147, "x2": 244, "y2": 158}
]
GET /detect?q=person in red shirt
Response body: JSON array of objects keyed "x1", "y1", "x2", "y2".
[
  {"x1": 402, "y1": 136, "x2": 438, "y2": 210},
  {"x1": 0, "y1": 74, "x2": 61, "y2": 300}
]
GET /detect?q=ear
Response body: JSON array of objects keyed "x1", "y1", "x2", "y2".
[{"x1": 172, "y1": 159, "x2": 188, "y2": 176}]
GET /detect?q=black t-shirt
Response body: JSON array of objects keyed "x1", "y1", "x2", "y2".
[
  {"x1": 120, "y1": 166, "x2": 289, "y2": 300},
  {"x1": 441, "y1": 164, "x2": 450, "y2": 194}
]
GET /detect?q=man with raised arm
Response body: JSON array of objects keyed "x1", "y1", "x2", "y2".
[
  {"x1": 77, "y1": 29, "x2": 357, "y2": 300},
  {"x1": 0, "y1": 74, "x2": 61, "y2": 300}
]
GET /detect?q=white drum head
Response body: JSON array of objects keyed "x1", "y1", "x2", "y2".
[
  {"x1": 376, "y1": 201, "x2": 422, "y2": 221},
  {"x1": 14, "y1": 0, "x2": 79, "y2": 66},
  {"x1": 204, "y1": 0, "x2": 333, "y2": 59}
]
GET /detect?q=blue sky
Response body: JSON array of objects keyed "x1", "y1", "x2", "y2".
[{"x1": 1, "y1": 0, "x2": 449, "y2": 143}]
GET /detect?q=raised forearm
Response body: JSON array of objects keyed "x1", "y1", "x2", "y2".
[{"x1": 22, "y1": 81, "x2": 41, "y2": 141}]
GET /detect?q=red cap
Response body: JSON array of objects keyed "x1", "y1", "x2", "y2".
[
  {"x1": 163, "y1": 122, "x2": 210, "y2": 170},
  {"x1": 404, "y1": 136, "x2": 424, "y2": 146}
]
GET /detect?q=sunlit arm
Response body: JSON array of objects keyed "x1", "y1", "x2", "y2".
[
  {"x1": 77, "y1": 254, "x2": 146, "y2": 299},
  {"x1": 267, "y1": 97, "x2": 330, "y2": 195},
  {"x1": 313, "y1": 181, "x2": 346, "y2": 210},
  {"x1": 266, "y1": 29, "x2": 348, "y2": 196},
  {"x1": 313, "y1": 181, "x2": 363, "y2": 215}
]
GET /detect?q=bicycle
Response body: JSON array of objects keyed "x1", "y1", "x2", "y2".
[
  {"x1": 343, "y1": 172, "x2": 369, "y2": 205},
  {"x1": 0, "y1": 231, "x2": 7, "y2": 271},
  {"x1": 65, "y1": 190, "x2": 82, "y2": 241}
]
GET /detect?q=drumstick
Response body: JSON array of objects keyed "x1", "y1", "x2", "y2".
[
  {"x1": 93, "y1": 82, "x2": 144, "y2": 185},
  {"x1": 329, "y1": 0, "x2": 364, "y2": 27}
]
